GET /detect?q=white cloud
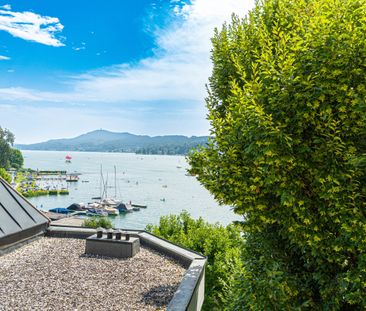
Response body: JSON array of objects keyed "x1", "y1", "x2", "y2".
[
  {"x1": 0, "y1": 87, "x2": 44, "y2": 100},
  {"x1": 72, "y1": 46, "x2": 85, "y2": 51},
  {"x1": 0, "y1": 54, "x2": 9, "y2": 60},
  {"x1": 0, "y1": 0, "x2": 254, "y2": 103},
  {"x1": 72, "y1": 42, "x2": 86, "y2": 51},
  {"x1": 0, "y1": 0, "x2": 256, "y2": 142},
  {"x1": 0, "y1": 7, "x2": 64, "y2": 46},
  {"x1": 0, "y1": 4, "x2": 11, "y2": 10}
]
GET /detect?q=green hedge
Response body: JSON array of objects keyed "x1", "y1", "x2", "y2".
[
  {"x1": 146, "y1": 211, "x2": 244, "y2": 310},
  {"x1": 82, "y1": 217, "x2": 113, "y2": 229},
  {"x1": 188, "y1": 0, "x2": 366, "y2": 309}
]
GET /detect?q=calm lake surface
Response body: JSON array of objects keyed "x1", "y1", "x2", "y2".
[{"x1": 23, "y1": 150, "x2": 241, "y2": 229}]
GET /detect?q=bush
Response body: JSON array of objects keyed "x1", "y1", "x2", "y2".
[
  {"x1": 146, "y1": 211, "x2": 244, "y2": 310},
  {"x1": 189, "y1": 0, "x2": 366, "y2": 309},
  {"x1": 0, "y1": 168, "x2": 11, "y2": 183},
  {"x1": 82, "y1": 217, "x2": 113, "y2": 229},
  {"x1": 22, "y1": 189, "x2": 48, "y2": 198}
]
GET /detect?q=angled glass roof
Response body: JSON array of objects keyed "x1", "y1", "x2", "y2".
[{"x1": 0, "y1": 178, "x2": 49, "y2": 247}]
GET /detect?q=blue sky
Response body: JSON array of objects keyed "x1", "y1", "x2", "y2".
[{"x1": 0, "y1": 0, "x2": 254, "y2": 143}]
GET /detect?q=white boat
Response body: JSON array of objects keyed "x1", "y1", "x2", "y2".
[
  {"x1": 103, "y1": 206, "x2": 119, "y2": 216},
  {"x1": 101, "y1": 198, "x2": 120, "y2": 206},
  {"x1": 89, "y1": 165, "x2": 144, "y2": 215},
  {"x1": 86, "y1": 202, "x2": 118, "y2": 216},
  {"x1": 87, "y1": 202, "x2": 101, "y2": 209},
  {"x1": 66, "y1": 174, "x2": 79, "y2": 182}
]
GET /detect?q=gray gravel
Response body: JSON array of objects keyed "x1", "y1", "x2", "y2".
[{"x1": 0, "y1": 237, "x2": 186, "y2": 311}]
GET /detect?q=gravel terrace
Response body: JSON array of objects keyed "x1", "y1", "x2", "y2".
[{"x1": 0, "y1": 237, "x2": 186, "y2": 311}]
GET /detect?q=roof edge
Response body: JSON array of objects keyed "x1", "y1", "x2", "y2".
[
  {"x1": 0, "y1": 222, "x2": 48, "y2": 249},
  {"x1": 0, "y1": 177, "x2": 50, "y2": 222}
]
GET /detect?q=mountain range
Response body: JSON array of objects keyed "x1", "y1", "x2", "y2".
[{"x1": 16, "y1": 130, "x2": 209, "y2": 155}]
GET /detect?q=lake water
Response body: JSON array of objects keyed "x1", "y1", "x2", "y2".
[{"x1": 23, "y1": 151, "x2": 241, "y2": 229}]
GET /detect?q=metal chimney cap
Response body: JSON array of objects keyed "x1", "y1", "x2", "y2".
[
  {"x1": 96, "y1": 227, "x2": 104, "y2": 238},
  {"x1": 106, "y1": 228, "x2": 114, "y2": 239},
  {"x1": 114, "y1": 229, "x2": 122, "y2": 240}
]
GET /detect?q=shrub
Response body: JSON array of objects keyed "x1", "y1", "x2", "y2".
[
  {"x1": 0, "y1": 168, "x2": 11, "y2": 183},
  {"x1": 22, "y1": 189, "x2": 48, "y2": 198},
  {"x1": 188, "y1": 0, "x2": 366, "y2": 309},
  {"x1": 146, "y1": 211, "x2": 244, "y2": 310},
  {"x1": 82, "y1": 217, "x2": 113, "y2": 229}
]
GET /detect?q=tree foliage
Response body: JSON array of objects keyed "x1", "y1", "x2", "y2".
[
  {"x1": 0, "y1": 127, "x2": 15, "y2": 168},
  {"x1": 0, "y1": 127, "x2": 23, "y2": 170},
  {"x1": 9, "y1": 148, "x2": 24, "y2": 169},
  {"x1": 189, "y1": 0, "x2": 366, "y2": 309},
  {"x1": 146, "y1": 211, "x2": 244, "y2": 310},
  {"x1": 0, "y1": 168, "x2": 11, "y2": 183}
]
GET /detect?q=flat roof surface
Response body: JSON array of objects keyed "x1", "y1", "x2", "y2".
[{"x1": 0, "y1": 237, "x2": 186, "y2": 311}]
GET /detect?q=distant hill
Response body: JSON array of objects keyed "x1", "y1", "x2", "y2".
[{"x1": 16, "y1": 130, "x2": 209, "y2": 155}]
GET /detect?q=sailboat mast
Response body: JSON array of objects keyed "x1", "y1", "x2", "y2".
[
  {"x1": 114, "y1": 165, "x2": 117, "y2": 198},
  {"x1": 100, "y1": 164, "x2": 102, "y2": 199},
  {"x1": 105, "y1": 173, "x2": 108, "y2": 198}
]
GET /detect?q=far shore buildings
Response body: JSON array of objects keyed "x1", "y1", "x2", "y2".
[{"x1": 0, "y1": 177, "x2": 206, "y2": 311}]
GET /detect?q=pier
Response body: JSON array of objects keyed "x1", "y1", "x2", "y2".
[{"x1": 14, "y1": 170, "x2": 81, "y2": 198}]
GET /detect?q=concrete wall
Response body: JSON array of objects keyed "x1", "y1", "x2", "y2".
[{"x1": 168, "y1": 259, "x2": 206, "y2": 311}]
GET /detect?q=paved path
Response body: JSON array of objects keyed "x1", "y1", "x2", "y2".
[{"x1": 51, "y1": 216, "x2": 84, "y2": 227}]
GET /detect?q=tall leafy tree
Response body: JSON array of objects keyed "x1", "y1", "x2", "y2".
[
  {"x1": 0, "y1": 127, "x2": 15, "y2": 168},
  {"x1": 189, "y1": 0, "x2": 366, "y2": 309},
  {"x1": 9, "y1": 148, "x2": 24, "y2": 169}
]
